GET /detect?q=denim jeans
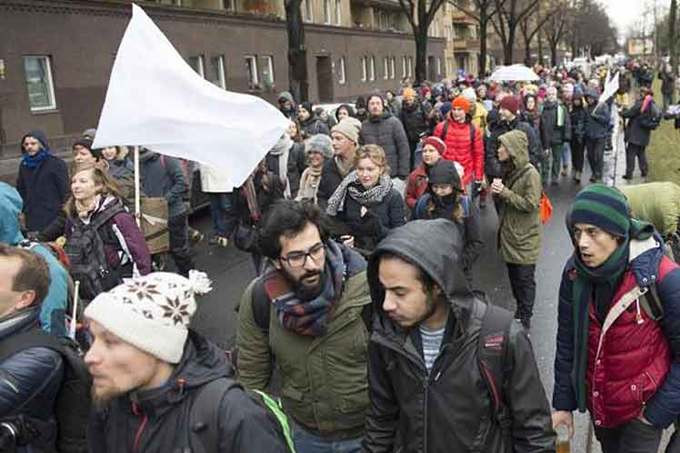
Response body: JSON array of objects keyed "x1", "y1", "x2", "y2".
[
  {"x1": 208, "y1": 192, "x2": 236, "y2": 238},
  {"x1": 595, "y1": 417, "x2": 662, "y2": 453},
  {"x1": 292, "y1": 427, "x2": 363, "y2": 453}
]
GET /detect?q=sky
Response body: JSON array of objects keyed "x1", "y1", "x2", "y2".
[{"x1": 599, "y1": 0, "x2": 647, "y2": 34}]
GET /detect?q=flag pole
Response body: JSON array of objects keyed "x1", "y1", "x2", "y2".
[{"x1": 134, "y1": 146, "x2": 141, "y2": 228}]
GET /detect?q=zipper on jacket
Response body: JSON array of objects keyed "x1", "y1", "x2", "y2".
[{"x1": 132, "y1": 403, "x2": 149, "y2": 453}]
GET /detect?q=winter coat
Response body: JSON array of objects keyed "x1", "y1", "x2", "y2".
[
  {"x1": 332, "y1": 186, "x2": 406, "y2": 252},
  {"x1": 553, "y1": 239, "x2": 680, "y2": 429},
  {"x1": 405, "y1": 164, "x2": 429, "y2": 210},
  {"x1": 620, "y1": 182, "x2": 680, "y2": 238},
  {"x1": 584, "y1": 98, "x2": 611, "y2": 140},
  {"x1": 363, "y1": 219, "x2": 555, "y2": 453},
  {"x1": 0, "y1": 307, "x2": 63, "y2": 453},
  {"x1": 138, "y1": 152, "x2": 187, "y2": 218},
  {"x1": 569, "y1": 104, "x2": 589, "y2": 145},
  {"x1": 317, "y1": 157, "x2": 349, "y2": 210},
  {"x1": 0, "y1": 183, "x2": 70, "y2": 336},
  {"x1": 265, "y1": 142, "x2": 307, "y2": 199},
  {"x1": 433, "y1": 116, "x2": 484, "y2": 186},
  {"x1": 105, "y1": 160, "x2": 136, "y2": 207},
  {"x1": 88, "y1": 330, "x2": 288, "y2": 452},
  {"x1": 400, "y1": 101, "x2": 431, "y2": 144},
  {"x1": 278, "y1": 90, "x2": 297, "y2": 119},
  {"x1": 199, "y1": 163, "x2": 234, "y2": 193},
  {"x1": 237, "y1": 244, "x2": 371, "y2": 440},
  {"x1": 234, "y1": 170, "x2": 285, "y2": 226},
  {"x1": 496, "y1": 131, "x2": 542, "y2": 265},
  {"x1": 539, "y1": 101, "x2": 572, "y2": 148},
  {"x1": 620, "y1": 98, "x2": 652, "y2": 147},
  {"x1": 659, "y1": 71, "x2": 675, "y2": 95},
  {"x1": 65, "y1": 196, "x2": 152, "y2": 277},
  {"x1": 16, "y1": 132, "x2": 69, "y2": 232},
  {"x1": 107, "y1": 158, "x2": 134, "y2": 180},
  {"x1": 470, "y1": 102, "x2": 489, "y2": 131},
  {"x1": 360, "y1": 113, "x2": 411, "y2": 179},
  {"x1": 300, "y1": 115, "x2": 330, "y2": 137},
  {"x1": 486, "y1": 117, "x2": 541, "y2": 178}
]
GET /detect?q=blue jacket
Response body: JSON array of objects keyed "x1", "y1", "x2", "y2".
[
  {"x1": 15, "y1": 131, "x2": 69, "y2": 232},
  {"x1": 584, "y1": 93, "x2": 611, "y2": 140},
  {"x1": 138, "y1": 151, "x2": 187, "y2": 218},
  {"x1": 0, "y1": 183, "x2": 70, "y2": 336},
  {"x1": 0, "y1": 307, "x2": 64, "y2": 453}
]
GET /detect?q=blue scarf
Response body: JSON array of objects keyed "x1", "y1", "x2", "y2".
[{"x1": 21, "y1": 149, "x2": 49, "y2": 168}]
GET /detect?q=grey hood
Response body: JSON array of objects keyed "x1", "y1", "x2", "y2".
[{"x1": 367, "y1": 219, "x2": 474, "y2": 323}]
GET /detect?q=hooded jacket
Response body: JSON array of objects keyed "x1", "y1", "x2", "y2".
[
  {"x1": 584, "y1": 89, "x2": 611, "y2": 140},
  {"x1": 433, "y1": 115, "x2": 484, "y2": 186},
  {"x1": 360, "y1": 112, "x2": 411, "y2": 179},
  {"x1": 620, "y1": 96, "x2": 653, "y2": 147},
  {"x1": 278, "y1": 91, "x2": 297, "y2": 119},
  {"x1": 88, "y1": 330, "x2": 288, "y2": 452},
  {"x1": 399, "y1": 100, "x2": 431, "y2": 144},
  {"x1": 16, "y1": 131, "x2": 69, "y2": 232},
  {"x1": 363, "y1": 220, "x2": 555, "y2": 453},
  {"x1": 496, "y1": 131, "x2": 542, "y2": 265},
  {"x1": 0, "y1": 183, "x2": 70, "y2": 336},
  {"x1": 138, "y1": 151, "x2": 187, "y2": 218},
  {"x1": 486, "y1": 116, "x2": 541, "y2": 178}
]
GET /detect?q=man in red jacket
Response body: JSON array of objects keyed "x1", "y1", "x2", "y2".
[{"x1": 433, "y1": 96, "x2": 485, "y2": 197}]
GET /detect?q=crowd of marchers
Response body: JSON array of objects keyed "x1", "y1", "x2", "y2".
[{"x1": 3, "y1": 57, "x2": 680, "y2": 453}]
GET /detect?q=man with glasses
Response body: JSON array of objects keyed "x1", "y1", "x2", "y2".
[{"x1": 237, "y1": 200, "x2": 372, "y2": 453}]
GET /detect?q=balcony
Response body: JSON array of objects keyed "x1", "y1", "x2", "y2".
[
  {"x1": 451, "y1": 10, "x2": 476, "y2": 24},
  {"x1": 452, "y1": 39, "x2": 480, "y2": 52}
]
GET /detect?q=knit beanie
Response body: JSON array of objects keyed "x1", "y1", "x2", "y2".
[
  {"x1": 81, "y1": 128, "x2": 97, "y2": 140},
  {"x1": 499, "y1": 96, "x2": 520, "y2": 115},
  {"x1": 428, "y1": 159, "x2": 462, "y2": 191},
  {"x1": 569, "y1": 184, "x2": 630, "y2": 238},
  {"x1": 423, "y1": 136, "x2": 447, "y2": 156},
  {"x1": 305, "y1": 134, "x2": 334, "y2": 158},
  {"x1": 462, "y1": 87, "x2": 477, "y2": 104},
  {"x1": 331, "y1": 117, "x2": 362, "y2": 144},
  {"x1": 403, "y1": 88, "x2": 417, "y2": 101},
  {"x1": 72, "y1": 138, "x2": 103, "y2": 161},
  {"x1": 452, "y1": 96, "x2": 470, "y2": 114},
  {"x1": 84, "y1": 271, "x2": 212, "y2": 364},
  {"x1": 439, "y1": 102, "x2": 452, "y2": 118},
  {"x1": 301, "y1": 102, "x2": 314, "y2": 114}
]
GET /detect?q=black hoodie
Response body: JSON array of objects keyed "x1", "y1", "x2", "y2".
[{"x1": 363, "y1": 220, "x2": 555, "y2": 453}]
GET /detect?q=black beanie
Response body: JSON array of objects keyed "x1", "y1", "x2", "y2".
[
  {"x1": 428, "y1": 160, "x2": 462, "y2": 191},
  {"x1": 301, "y1": 102, "x2": 314, "y2": 114},
  {"x1": 72, "y1": 138, "x2": 103, "y2": 161}
]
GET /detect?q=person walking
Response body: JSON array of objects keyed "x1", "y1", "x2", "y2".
[
  {"x1": 539, "y1": 87, "x2": 572, "y2": 185},
  {"x1": 405, "y1": 136, "x2": 444, "y2": 210},
  {"x1": 200, "y1": 164, "x2": 236, "y2": 248},
  {"x1": 620, "y1": 86, "x2": 654, "y2": 180},
  {"x1": 583, "y1": 88, "x2": 611, "y2": 183},
  {"x1": 317, "y1": 118, "x2": 363, "y2": 209},
  {"x1": 569, "y1": 89, "x2": 589, "y2": 184},
  {"x1": 296, "y1": 134, "x2": 333, "y2": 205},
  {"x1": 400, "y1": 88, "x2": 432, "y2": 169},
  {"x1": 659, "y1": 63, "x2": 675, "y2": 111}
]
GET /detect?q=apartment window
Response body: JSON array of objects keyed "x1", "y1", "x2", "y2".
[
  {"x1": 408, "y1": 57, "x2": 413, "y2": 77},
  {"x1": 390, "y1": 56, "x2": 396, "y2": 79},
  {"x1": 24, "y1": 56, "x2": 57, "y2": 111},
  {"x1": 303, "y1": 0, "x2": 313, "y2": 22},
  {"x1": 208, "y1": 55, "x2": 226, "y2": 89},
  {"x1": 187, "y1": 55, "x2": 205, "y2": 77},
  {"x1": 402, "y1": 56, "x2": 407, "y2": 77},
  {"x1": 222, "y1": 0, "x2": 234, "y2": 11},
  {"x1": 369, "y1": 57, "x2": 376, "y2": 81},
  {"x1": 323, "y1": 0, "x2": 331, "y2": 24},
  {"x1": 261, "y1": 55, "x2": 275, "y2": 88},
  {"x1": 334, "y1": 0, "x2": 342, "y2": 25},
  {"x1": 361, "y1": 57, "x2": 367, "y2": 82},
  {"x1": 437, "y1": 58, "x2": 442, "y2": 76},
  {"x1": 383, "y1": 57, "x2": 389, "y2": 80},
  {"x1": 339, "y1": 57, "x2": 346, "y2": 84},
  {"x1": 245, "y1": 55, "x2": 259, "y2": 89}
]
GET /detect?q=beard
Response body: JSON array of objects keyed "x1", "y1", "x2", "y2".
[
  {"x1": 91, "y1": 383, "x2": 124, "y2": 410},
  {"x1": 281, "y1": 267, "x2": 326, "y2": 301}
]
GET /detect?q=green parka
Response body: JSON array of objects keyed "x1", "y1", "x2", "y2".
[
  {"x1": 237, "y1": 248, "x2": 372, "y2": 441},
  {"x1": 496, "y1": 130, "x2": 543, "y2": 264},
  {"x1": 620, "y1": 182, "x2": 680, "y2": 239}
]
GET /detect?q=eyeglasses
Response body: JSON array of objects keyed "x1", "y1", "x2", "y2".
[{"x1": 279, "y1": 243, "x2": 325, "y2": 268}]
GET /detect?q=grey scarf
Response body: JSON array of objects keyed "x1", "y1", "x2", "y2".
[
  {"x1": 269, "y1": 134, "x2": 293, "y2": 199},
  {"x1": 326, "y1": 171, "x2": 393, "y2": 216}
]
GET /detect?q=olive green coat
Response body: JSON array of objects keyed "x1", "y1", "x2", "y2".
[
  {"x1": 496, "y1": 130, "x2": 543, "y2": 264},
  {"x1": 620, "y1": 182, "x2": 680, "y2": 239},
  {"x1": 237, "y1": 271, "x2": 371, "y2": 440}
]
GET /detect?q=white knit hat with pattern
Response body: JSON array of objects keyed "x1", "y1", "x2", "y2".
[{"x1": 84, "y1": 271, "x2": 212, "y2": 363}]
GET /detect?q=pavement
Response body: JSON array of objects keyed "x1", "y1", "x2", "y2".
[{"x1": 184, "y1": 128, "x2": 662, "y2": 452}]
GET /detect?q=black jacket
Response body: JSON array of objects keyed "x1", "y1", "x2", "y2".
[
  {"x1": 400, "y1": 101, "x2": 431, "y2": 144},
  {"x1": 317, "y1": 157, "x2": 347, "y2": 210},
  {"x1": 569, "y1": 104, "x2": 589, "y2": 145},
  {"x1": 363, "y1": 220, "x2": 555, "y2": 453},
  {"x1": 87, "y1": 330, "x2": 288, "y2": 453},
  {"x1": 621, "y1": 99, "x2": 652, "y2": 147},
  {"x1": 300, "y1": 116, "x2": 330, "y2": 138},
  {"x1": 486, "y1": 117, "x2": 540, "y2": 178},
  {"x1": 539, "y1": 101, "x2": 572, "y2": 149},
  {"x1": 265, "y1": 143, "x2": 307, "y2": 199},
  {"x1": 659, "y1": 71, "x2": 675, "y2": 95}
]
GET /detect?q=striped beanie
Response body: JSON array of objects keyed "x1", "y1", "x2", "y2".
[{"x1": 569, "y1": 184, "x2": 630, "y2": 237}]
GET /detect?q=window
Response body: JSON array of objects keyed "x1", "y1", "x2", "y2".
[
  {"x1": 339, "y1": 57, "x2": 346, "y2": 84},
  {"x1": 390, "y1": 57, "x2": 396, "y2": 79},
  {"x1": 208, "y1": 55, "x2": 226, "y2": 89},
  {"x1": 383, "y1": 57, "x2": 389, "y2": 80},
  {"x1": 408, "y1": 57, "x2": 413, "y2": 77},
  {"x1": 303, "y1": 0, "x2": 313, "y2": 22},
  {"x1": 334, "y1": 0, "x2": 342, "y2": 25},
  {"x1": 223, "y1": 0, "x2": 234, "y2": 11},
  {"x1": 261, "y1": 55, "x2": 275, "y2": 88},
  {"x1": 437, "y1": 58, "x2": 442, "y2": 76},
  {"x1": 402, "y1": 56, "x2": 407, "y2": 77},
  {"x1": 369, "y1": 57, "x2": 375, "y2": 81},
  {"x1": 324, "y1": 0, "x2": 331, "y2": 24},
  {"x1": 187, "y1": 55, "x2": 204, "y2": 77},
  {"x1": 24, "y1": 56, "x2": 57, "y2": 111},
  {"x1": 245, "y1": 55, "x2": 259, "y2": 89},
  {"x1": 361, "y1": 57, "x2": 367, "y2": 82}
]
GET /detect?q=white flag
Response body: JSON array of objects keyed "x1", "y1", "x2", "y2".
[
  {"x1": 93, "y1": 4, "x2": 289, "y2": 188},
  {"x1": 598, "y1": 71, "x2": 620, "y2": 105}
]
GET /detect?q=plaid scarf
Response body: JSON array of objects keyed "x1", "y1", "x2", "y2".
[
  {"x1": 265, "y1": 240, "x2": 347, "y2": 337},
  {"x1": 326, "y1": 171, "x2": 393, "y2": 216}
]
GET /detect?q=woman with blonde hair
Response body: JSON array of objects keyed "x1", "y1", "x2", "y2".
[
  {"x1": 64, "y1": 164, "x2": 151, "y2": 302},
  {"x1": 326, "y1": 144, "x2": 405, "y2": 252}
]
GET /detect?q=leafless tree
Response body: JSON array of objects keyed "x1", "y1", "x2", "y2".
[
  {"x1": 284, "y1": 0, "x2": 308, "y2": 102},
  {"x1": 518, "y1": 1, "x2": 559, "y2": 66}
]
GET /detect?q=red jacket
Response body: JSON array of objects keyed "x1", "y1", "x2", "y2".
[
  {"x1": 405, "y1": 164, "x2": 428, "y2": 209},
  {"x1": 585, "y1": 256, "x2": 675, "y2": 428},
  {"x1": 433, "y1": 116, "x2": 484, "y2": 186}
]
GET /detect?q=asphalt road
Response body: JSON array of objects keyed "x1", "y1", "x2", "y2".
[{"x1": 185, "y1": 132, "x2": 656, "y2": 452}]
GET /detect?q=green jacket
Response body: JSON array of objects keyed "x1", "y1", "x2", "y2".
[
  {"x1": 496, "y1": 130, "x2": 543, "y2": 264},
  {"x1": 237, "y1": 268, "x2": 371, "y2": 440},
  {"x1": 620, "y1": 182, "x2": 680, "y2": 239}
]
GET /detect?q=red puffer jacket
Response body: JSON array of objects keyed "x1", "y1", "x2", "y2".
[
  {"x1": 433, "y1": 116, "x2": 484, "y2": 187},
  {"x1": 586, "y1": 257, "x2": 675, "y2": 428}
]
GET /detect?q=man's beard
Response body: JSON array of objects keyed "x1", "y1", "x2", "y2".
[
  {"x1": 281, "y1": 267, "x2": 326, "y2": 300},
  {"x1": 91, "y1": 384, "x2": 124, "y2": 410},
  {"x1": 412, "y1": 291, "x2": 445, "y2": 329}
]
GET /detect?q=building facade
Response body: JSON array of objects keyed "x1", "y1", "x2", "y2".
[{"x1": 0, "y1": 0, "x2": 447, "y2": 157}]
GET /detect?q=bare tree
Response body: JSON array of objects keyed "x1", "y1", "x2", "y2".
[
  {"x1": 284, "y1": 0, "x2": 308, "y2": 102},
  {"x1": 396, "y1": 0, "x2": 448, "y2": 85},
  {"x1": 671, "y1": 0, "x2": 677, "y2": 77},
  {"x1": 542, "y1": 0, "x2": 570, "y2": 66},
  {"x1": 448, "y1": 0, "x2": 508, "y2": 77},
  {"x1": 518, "y1": 1, "x2": 558, "y2": 66},
  {"x1": 491, "y1": 0, "x2": 541, "y2": 64}
]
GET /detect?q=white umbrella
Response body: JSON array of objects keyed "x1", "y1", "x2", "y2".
[{"x1": 489, "y1": 64, "x2": 540, "y2": 82}]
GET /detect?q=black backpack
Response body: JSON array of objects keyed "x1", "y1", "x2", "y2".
[
  {"x1": 0, "y1": 330, "x2": 91, "y2": 453},
  {"x1": 640, "y1": 100, "x2": 662, "y2": 130},
  {"x1": 64, "y1": 203, "x2": 126, "y2": 301}
]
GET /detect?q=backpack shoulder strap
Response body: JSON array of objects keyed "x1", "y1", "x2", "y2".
[
  {"x1": 641, "y1": 282, "x2": 664, "y2": 321},
  {"x1": 251, "y1": 390, "x2": 297, "y2": 453},
  {"x1": 190, "y1": 377, "x2": 241, "y2": 453},
  {"x1": 469, "y1": 123, "x2": 476, "y2": 145},
  {"x1": 91, "y1": 204, "x2": 126, "y2": 231},
  {"x1": 477, "y1": 303, "x2": 514, "y2": 434},
  {"x1": 0, "y1": 329, "x2": 63, "y2": 362},
  {"x1": 439, "y1": 120, "x2": 450, "y2": 141},
  {"x1": 252, "y1": 277, "x2": 271, "y2": 332}
]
